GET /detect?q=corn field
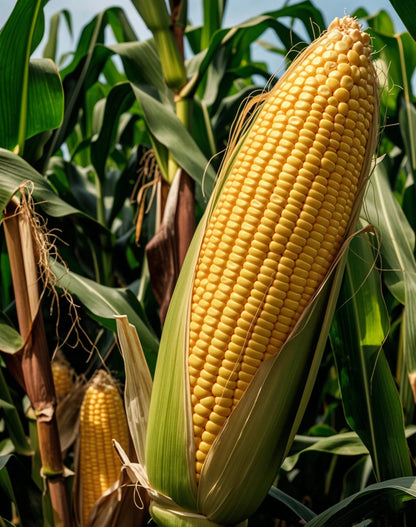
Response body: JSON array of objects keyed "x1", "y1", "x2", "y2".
[{"x1": 1, "y1": 0, "x2": 416, "y2": 526}]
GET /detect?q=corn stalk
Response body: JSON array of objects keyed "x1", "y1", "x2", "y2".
[
  {"x1": 133, "y1": 0, "x2": 195, "y2": 322},
  {"x1": 2, "y1": 197, "x2": 71, "y2": 527}
]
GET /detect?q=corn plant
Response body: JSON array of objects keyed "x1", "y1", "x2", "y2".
[{"x1": 1, "y1": 0, "x2": 416, "y2": 526}]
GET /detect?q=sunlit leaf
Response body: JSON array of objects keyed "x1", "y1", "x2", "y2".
[
  {"x1": 131, "y1": 84, "x2": 216, "y2": 193},
  {"x1": 108, "y1": 39, "x2": 166, "y2": 93},
  {"x1": 0, "y1": 0, "x2": 64, "y2": 151},
  {"x1": 26, "y1": 59, "x2": 64, "y2": 140},
  {"x1": 283, "y1": 432, "x2": 370, "y2": 472}
]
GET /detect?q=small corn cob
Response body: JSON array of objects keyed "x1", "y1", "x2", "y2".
[
  {"x1": 188, "y1": 15, "x2": 377, "y2": 479},
  {"x1": 79, "y1": 370, "x2": 130, "y2": 527},
  {"x1": 51, "y1": 355, "x2": 74, "y2": 401}
]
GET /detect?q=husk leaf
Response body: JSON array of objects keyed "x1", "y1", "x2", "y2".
[
  {"x1": 195, "y1": 123, "x2": 378, "y2": 523},
  {"x1": 87, "y1": 466, "x2": 149, "y2": 527},
  {"x1": 145, "y1": 214, "x2": 209, "y2": 511},
  {"x1": 143, "y1": 118, "x2": 253, "y2": 511},
  {"x1": 149, "y1": 502, "x2": 247, "y2": 527},
  {"x1": 116, "y1": 316, "x2": 153, "y2": 467}
]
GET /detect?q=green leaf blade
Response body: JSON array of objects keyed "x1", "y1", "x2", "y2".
[
  {"x1": 50, "y1": 261, "x2": 159, "y2": 375},
  {"x1": 26, "y1": 59, "x2": 64, "y2": 141},
  {"x1": 0, "y1": 0, "x2": 44, "y2": 150},
  {"x1": 330, "y1": 231, "x2": 412, "y2": 481},
  {"x1": 0, "y1": 149, "x2": 79, "y2": 220}
]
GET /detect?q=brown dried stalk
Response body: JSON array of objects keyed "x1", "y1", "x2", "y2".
[{"x1": 3, "y1": 196, "x2": 72, "y2": 527}]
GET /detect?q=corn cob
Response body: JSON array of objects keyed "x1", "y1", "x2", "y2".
[
  {"x1": 51, "y1": 355, "x2": 74, "y2": 401},
  {"x1": 79, "y1": 370, "x2": 130, "y2": 527},
  {"x1": 188, "y1": 15, "x2": 377, "y2": 479}
]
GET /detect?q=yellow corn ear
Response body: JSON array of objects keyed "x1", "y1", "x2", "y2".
[
  {"x1": 78, "y1": 370, "x2": 130, "y2": 527},
  {"x1": 51, "y1": 355, "x2": 74, "y2": 401},
  {"x1": 188, "y1": 15, "x2": 377, "y2": 479},
  {"x1": 143, "y1": 15, "x2": 379, "y2": 526}
]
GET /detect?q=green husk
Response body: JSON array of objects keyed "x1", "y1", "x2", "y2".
[{"x1": 145, "y1": 213, "x2": 208, "y2": 512}]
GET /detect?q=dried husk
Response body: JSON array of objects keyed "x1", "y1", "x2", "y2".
[{"x1": 86, "y1": 466, "x2": 149, "y2": 527}]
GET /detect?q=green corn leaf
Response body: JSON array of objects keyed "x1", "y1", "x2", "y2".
[
  {"x1": 149, "y1": 502, "x2": 247, "y2": 527},
  {"x1": 201, "y1": 0, "x2": 222, "y2": 49},
  {"x1": 108, "y1": 39, "x2": 166, "y2": 93},
  {"x1": 388, "y1": 0, "x2": 416, "y2": 41},
  {"x1": 182, "y1": 1, "x2": 325, "y2": 100},
  {"x1": 399, "y1": 97, "x2": 416, "y2": 181},
  {"x1": 363, "y1": 161, "x2": 416, "y2": 380},
  {"x1": 50, "y1": 260, "x2": 159, "y2": 375},
  {"x1": 88, "y1": 77, "x2": 216, "y2": 193},
  {"x1": 42, "y1": 10, "x2": 72, "y2": 62},
  {"x1": 267, "y1": 486, "x2": 316, "y2": 523},
  {"x1": 0, "y1": 363, "x2": 32, "y2": 456},
  {"x1": 305, "y1": 477, "x2": 416, "y2": 527},
  {"x1": 131, "y1": 0, "x2": 187, "y2": 91},
  {"x1": 26, "y1": 59, "x2": 64, "y2": 140},
  {"x1": 90, "y1": 84, "x2": 135, "y2": 181},
  {"x1": 59, "y1": 7, "x2": 137, "y2": 80},
  {"x1": 330, "y1": 230, "x2": 412, "y2": 481},
  {"x1": 44, "y1": 7, "x2": 136, "y2": 163},
  {"x1": 0, "y1": 149, "x2": 79, "y2": 221},
  {"x1": 285, "y1": 425, "x2": 416, "y2": 473},
  {"x1": 282, "y1": 432, "x2": 370, "y2": 472},
  {"x1": 0, "y1": 0, "x2": 64, "y2": 152},
  {"x1": 367, "y1": 16, "x2": 416, "y2": 113},
  {"x1": 131, "y1": 84, "x2": 216, "y2": 193},
  {"x1": 0, "y1": 313, "x2": 23, "y2": 355}
]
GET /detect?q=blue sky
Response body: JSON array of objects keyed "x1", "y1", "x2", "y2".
[{"x1": 0, "y1": 0, "x2": 405, "y2": 74}]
